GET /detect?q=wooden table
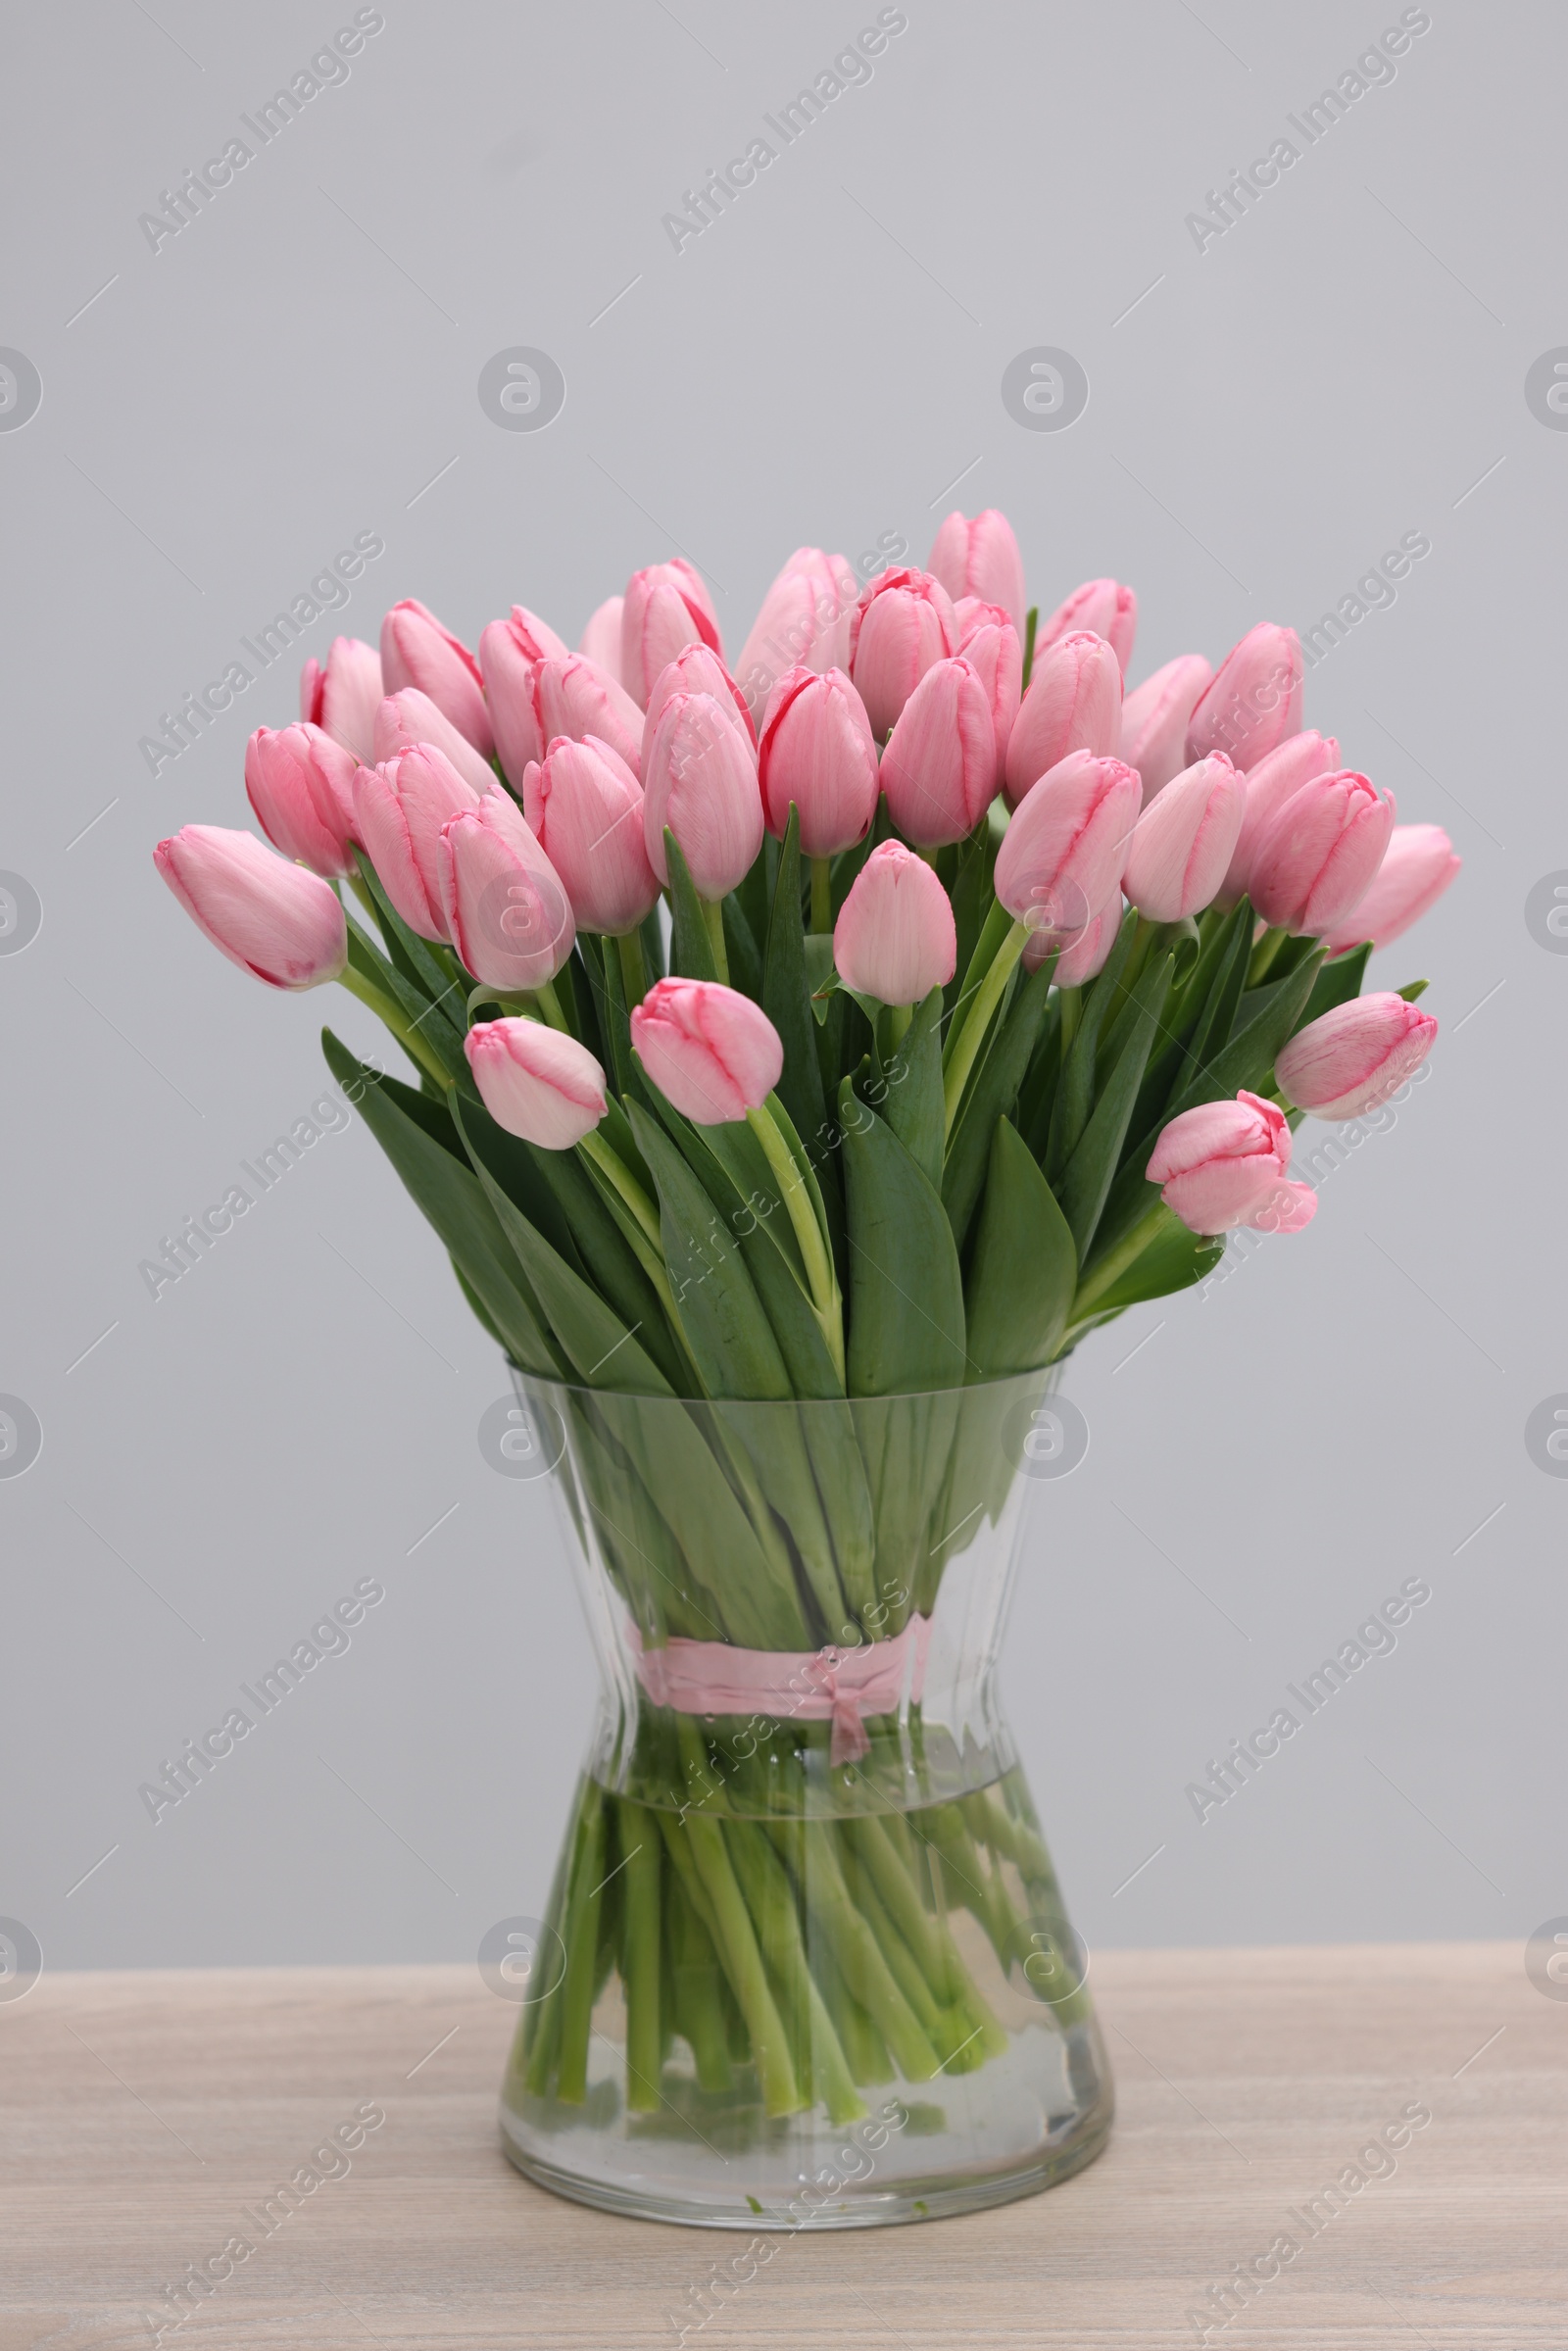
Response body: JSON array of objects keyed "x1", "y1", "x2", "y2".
[{"x1": 4, "y1": 1944, "x2": 1562, "y2": 2349}]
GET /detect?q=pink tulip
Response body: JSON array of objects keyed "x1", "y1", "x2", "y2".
[
  {"x1": 880, "y1": 657, "x2": 998, "y2": 849},
  {"x1": 1250, "y1": 771, "x2": 1396, "y2": 936},
  {"x1": 1217, "y1": 731, "x2": 1341, "y2": 908},
  {"x1": 438, "y1": 793, "x2": 575, "y2": 991},
  {"x1": 847, "y1": 567, "x2": 958, "y2": 737},
  {"x1": 1004, "y1": 631, "x2": 1123, "y2": 808},
  {"x1": 954, "y1": 601, "x2": 1022, "y2": 781},
  {"x1": 353, "y1": 746, "x2": 488, "y2": 941},
  {"x1": 926, "y1": 510, "x2": 1026, "y2": 631},
  {"x1": 833, "y1": 841, "x2": 956, "y2": 1005},
  {"x1": 734, "y1": 548, "x2": 860, "y2": 716},
  {"x1": 578, "y1": 595, "x2": 624, "y2": 682},
  {"x1": 244, "y1": 722, "x2": 359, "y2": 879},
  {"x1": 373, "y1": 688, "x2": 497, "y2": 801},
  {"x1": 1024, "y1": 896, "x2": 1118, "y2": 979},
  {"x1": 522, "y1": 735, "x2": 660, "y2": 937},
  {"x1": 1148, "y1": 1091, "x2": 1317, "y2": 1236},
  {"x1": 299, "y1": 636, "x2": 383, "y2": 765},
  {"x1": 533, "y1": 655, "x2": 646, "y2": 778},
  {"x1": 1120, "y1": 655, "x2": 1213, "y2": 807},
  {"x1": 1321, "y1": 824, "x2": 1460, "y2": 955},
  {"x1": 1036, "y1": 578, "x2": 1138, "y2": 675},
  {"x1": 630, "y1": 976, "x2": 783, "y2": 1124},
  {"x1": 620, "y1": 561, "x2": 723, "y2": 707},
  {"x1": 757, "y1": 666, "x2": 879, "y2": 856},
  {"x1": 478, "y1": 610, "x2": 585, "y2": 787},
  {"x1": 154, "y1": 825, "x2": 347, "y2": 990},
  {"x1": 642, "y1": 692, "x2": 763, "y2": 898},
  {"x1": 994, "y1": 751, "x2": 1142, "y2": 950},
  {"x1": 465, "y1": 1017, "x2": 608, "y2": 1148},
  {"x1": 1276, "y1": 994, "x2": 1438, "y2": 1121},
  {"x1": 1121, "y1": 755, "x2": 1246, "y2": 923},
  {"x1": 644, "y1": 643, "x2": 758, "y2": 758},
  {"x1": 1186, "y1": 623, "x2": 1302, "y2": 772},
  {"x1": 379, "y1": 599, "x2": 492, "y2": 756}
]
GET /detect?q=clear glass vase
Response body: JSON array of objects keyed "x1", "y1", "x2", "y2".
[{"x1": 497, "y1": 1367, "x2": 1112, "y2": 2229}]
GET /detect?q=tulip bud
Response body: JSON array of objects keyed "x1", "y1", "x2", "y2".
[
  {"x1": 734, "y1": 548, "x2": 860, "y2": 717},
  {"x1": 379, "y1": 599, "x2": 492, "y2": 756},
  {"x1": 478, "y1": 611, "x2": 583, "y2": 787},
  {"x1": 373, "y1": 688, "x2": 497, "y2": 801},
  {"x1": 880, "y1": 656, "x2": 999, "y2": 849},
  {"x1": 953, "y1": 601, "x2": 1022, "y2": 781},
  {"x1": 1121, "y1": 754, "x2": 1246, "y2": 922},
  {"x1": 1147, "y1": 1090, "x2": 1317, "y2": 1235},
  {"x1": 578, "y1": 596, "x2": 625, "y2": 682},
  {"x1": 847, "y1": 567, "x2": 958, "y2": 736},
  {"x1": 1276, "y1": 993, "x2": 1438, "y2": 1121},
  {"x1": 926, "y1": 510, "x2": 1026, "y2": 631},
  {"x1": 994, "y1": 751, "x2": 1142, "y2": 953},
  {"x1": 1036, "y1": 578, "x2": 1138, "y2": 675},
  {"x1": 1321, "y1": 823, "x2": 1460, "y2": 955},
  {"x1": 1250, "y1": 771, "x2": 1396, "y2": 936},
  {"x1": 465, "y1": 1016, "x2": 608, "y2": 1148},
  {"x1": 1186, "y1": 622, "x2": 1302, "y2": 772},
  {"x1": 154, "y1": 825, "x2": 347, "y2": 990},
  {"x1": 644, "y1": 643, "x2": 757, "y2": 759},
  {"x1": 1004, "y1": 631, "x2": 1123, "y2": 808},
  {"x1": 620, "y1": 561, "x2": 723, "y2": 707},
  {"x1": 642, "y1": 692, "x2": 763, "y2": 898},
  {"x1": 522, "y1": 735, "x2": 660, "y2": 936},
  {"x1": 630, "y1": 976, "x2": 783, "y2": 1125},
  {"x1": 438, "y1": 793, "x2": 575, "y2": 991},
  {"x1": 244, "y1": 722, "x2": 359, "y2": 879},
  {"x1": 833, "y1": 841, "x2": 956, "y2": 1005},
  {"x1": 1120, "y1": 654, "x2": 1213, "y2": 807},
  {"x1": 757, "y1": 666, "x2": 879, "y2": 855},
  {"x1": 299, "y1": 635, "x2": 383, "y2": 765},
  {"x1": 1217, "y1": 731, "x2": 1341, "y2": 908},
  {"x1": 534, "y1": 655, "x2": 646, "y2": 779},
  {"x1": 353, "y1": 746, "x2": 488, "y2": 941},
  {"x1": 1024, "y1": 896, "x2": 1117, "y2": 980}
]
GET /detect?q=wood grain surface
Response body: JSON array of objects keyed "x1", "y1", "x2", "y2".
[{"x1": 3, "y1": 1943, "x2": 1563, "y2": 2349}]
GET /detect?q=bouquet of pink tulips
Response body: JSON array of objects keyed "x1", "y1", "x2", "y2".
[{"x1": 154, "y1": 514, "x2": 1454, "y2": 2121}]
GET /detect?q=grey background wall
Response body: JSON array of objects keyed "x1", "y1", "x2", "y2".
[{"x1": 3, "y1": 0, "x2": 1561, "y2": 1981}]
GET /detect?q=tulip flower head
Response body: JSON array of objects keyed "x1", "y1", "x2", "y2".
[
  {"x1": 154, "y1": 825, "x2": 347, "y2": 990},
  {"x1": 880, "y1": 656, "x2": 999, "y2": 849},
  {"x1": 522, "y1": 735, "x2": 660, "y2": 937},
  {"x1": 630, "y1": 977, "x2": 783, "y2": 1125},
  {"x1": 645, "y1": 643, "x2": 758, "y2": 757},
  {"x1": 1217, "y1": 731, "x2": 1341, "y2": 909},
  {"x1": 1121, "y1": 754, "x2": 1246, "y2": 923},
  {"x1": 926, "y1": 510, "x2": 1026, "y2": 631},
  {"x1": 379, "y1": 599, "x2": 492, "y2": 756},
  {"x1": 373, "y1": 688, "x2": 497, "y2": 801},
  {"x1": 299, "y1": 635, "x2": 383, "y2": 765},
  {"x1": 757, "y1": 666, "x2": 879, "y2": 855},
  {"x1": 1004, "y1": 630, "x2": 1123, "y2": 808},
  {"x1": 642, "y1": 691, "x2": 764, "y2": 898},
  {"x1": 1148, "y1": 1091, "x2": 1317, "y2": 1235},
  {"x1": 353, "y1": 745, "x2": 487, "y2": 942},
  {"x1": 1250, "y1": 770, "x2": 1396, "y2": 936},
  {"x1": 621, "y1": 561, "x2": 723, "y2": 707},
  {"x1": 1024, "y1": 896, "x2": 1118, "y2": 980},
  {"x1": 465, "y1": 1017, "x2": 608, "y2": 1149},
  {"x1": 1035, "y1": 578, "x2": 1138, "y2": 675},
  {"x1": 953, "y1": 601, "x2": 1022, "y2": 781},
  {"x1": 438, "y1": 793, "x2": 575, "y2": 991},
  {"x1": 578, "y1": 595, "x2": 624, "y2": 680},
  {"x1": 833, "y1": 841, "x2": 957, "y2": 1005},
  {"x1": 1186, "y1": 622, "x2": 1302, "y2": 773},
  {"x1": 995, "y1": 750, "x2": 1142, "y2": 955},
  {"x1": 735, "y1": 548, "x2": 861, "y2": 716},
  {"x1": 1120, "y1": 654, "x2": 1213, "y2": 807},
  {"x1": 1321, "y1": 823, "x2": 1460, "y2": 954},
  {"x1": 478, "y1": 609, "x2": 582, "y2": 788},
  {"x1": 244, "y1": 722, "x2": 360, "y2": 879},
  {"x1": 847, "y1": 567, "x2": 958, "y2": 737},
  {"x1": 1276, "y1": 993, "x2": 1438, "y2": 1121}
]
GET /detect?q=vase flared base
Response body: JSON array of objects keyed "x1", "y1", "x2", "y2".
[{"x1": 499, "y1": 2096, "x2": 1112, "y2": 2231}]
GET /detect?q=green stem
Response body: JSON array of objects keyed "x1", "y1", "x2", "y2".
[
  {"x1": 532, "y1": 975, "x2": 571, "y2": 1033},
  {"x1": 700, "y1": 897, "x2": 729, "y2": 983},
  {"x1": 809, "y1": 856, "x2": 834, "y2": 935},
  {"x1": 554, "y1": 1786, "x2": 607, "y2": 2103},
  {"x1": 1070, "y1": 1200, "x2": 1178, "y2": 1319},
  {"x1": 1020, "y1": 605, "x2": 1039, "y2": 693},
  {"x1": 1056, "y1": 984, "x2": 1081, "y2": 1059},
  {"x1": 579, "y1": 1131, "x2": 663, "y2": 1258},
  {"x1": 679, "y1": 1814, "x2": 804, "y2": 2117},
  {"x1": 1248, "y1": 925, "x2": 1289, "y2": 985},
  {"x1": 347, "y1": 872, "x2": 380, "y2": 927},
  {"x1": 942, "y1": 917, "x2": 1028, "y2": 1132},
  {"x1": 337, "y1": 964, "x2": 452, "y2": 1090},
  {"x1": 616, "y1": 1800, "x2": 662, "y2": 2111},
  {"x1": 614, "y1": 927, "x2": 649, "y2": 1009},
  {"x1": 885, "y1": 1002, "x2": 912, "y2": 1050},
  {"x1": 745, "y1": 1100, "x2": 845, "y2": 1384}
]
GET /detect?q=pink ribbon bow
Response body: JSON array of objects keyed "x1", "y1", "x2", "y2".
[{"x1": 629, "y1": 1615, "x2": 931, "y2": 1766}]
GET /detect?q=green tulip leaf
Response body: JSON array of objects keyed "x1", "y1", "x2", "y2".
[{"x1": 964, "y1": 1119, "x2": 1077, "y2": 1377}]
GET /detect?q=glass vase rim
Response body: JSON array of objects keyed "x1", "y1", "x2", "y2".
[{"x1": 508, "y1": 1361, "x2": 1059, "y2": 1415}]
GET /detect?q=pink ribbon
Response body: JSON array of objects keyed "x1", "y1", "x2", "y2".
[{"x1": 629, "y1": 1616, "x2": 931, "y2": 1767}]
